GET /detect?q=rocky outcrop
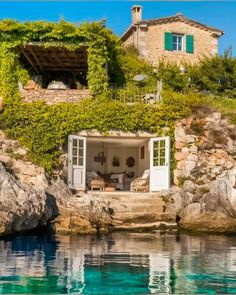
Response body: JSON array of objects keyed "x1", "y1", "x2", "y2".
[
  {"x1": 53, "y1": 195, "x2": 114, "y2": 234},
  {"x1": 0, "y1": 130, "x2": 113, "y2": 235},
  {"x1": 0, "y1": 162, "x2": 58, "y2": 235},
  {"x1": 174, "y1": 112, "x2": 236, "y2": 186},
  {"x1": 166, "y1": 111, "x2": 236, "y2": 233}
]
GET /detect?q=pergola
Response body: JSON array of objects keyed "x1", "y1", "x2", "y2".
[{"x1": 20, "y1": 42, "x2": 88, "y2": 74}]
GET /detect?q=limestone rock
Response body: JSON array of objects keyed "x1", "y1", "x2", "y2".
[
  {"x1": 181, "y1": 147, "x2": 189, "y2": 153},
  {"x1": 0, "y1": 155, "x2": 11, "y2": 164},
  {"x1": 53, "y1": 195, "x2": 113, "y2": 234},
  {"x1": 183, "y1": 180, "x2": 196, "y2": 193},
  {"x1": 165, "y1": 188, "x2": 183, "y2": 215},
  {"x1": 182, "y1": 192, "x2": 194, "y2": 208},
  {"x1": 189, "y1": 145, "x2": 198, "y2": 153},
  {"x1": 180, "y1": 212, "x2": 236, "y2": 233},
  {"x1": 185, "y1": 135, "x2": 195, "y2": 144},
  {"x1": 174, "y1": 152, "x2": 188, "y2": 161},
  {"x1": 175, "y1": 141, "x2": 185, "y2": 150},
  {"x1": 179, "y1": 203, "x2": 202, "y2": 223},
  {"x1": 0, "y1": 162, "x2": 57, "y2": 236},
  {"x1": 185, "y1": 160, "x2": 197, "y2": 171},
  {"x1": 175, "y1": 126, "x2": 186, "y2": 142}
]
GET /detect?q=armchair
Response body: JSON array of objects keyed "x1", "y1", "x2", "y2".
[{"x1": 130, "y1": 169, "x2": 150, "y2": 192}]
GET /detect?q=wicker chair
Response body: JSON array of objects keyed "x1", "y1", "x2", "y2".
[{"x1": 130, "y1": 169, "x2": 150, "y2": 192}]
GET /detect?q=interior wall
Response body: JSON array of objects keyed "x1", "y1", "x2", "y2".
[
  {"x1": 106, "y1": 146, "x2": 138, "y2": 176},
  {"x1": 87, "y1": 142, "x2": 142, "y2": 177},
  {"x1": 86, "y1": 144, "x2": 107, "y2": 174},
  {"x1": 138, "y1": 141, "x2": 150, "y2": 176}
]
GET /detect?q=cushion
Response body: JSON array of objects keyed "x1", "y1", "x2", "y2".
[
  {"x1": 110, "y1": 173, "x2": 124, "y2": 184},
  {"x1": 142, "y1": 169, "x2": 150, "y2": 179},
  {"x1": 87, "y1": 171, "x2": 99, "y2": 179}
]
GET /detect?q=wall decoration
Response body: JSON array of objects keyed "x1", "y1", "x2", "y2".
[
  {"x1": 94, "y1": 152, "x2": 106, "y2": 166},
  {"x1": 126, "y1": 157, "x2": 135, "y2": 167},
  {"x1": 112, "y1": 156, "x2": 120, "y2": 167},
  {"x1": 141, "y1": 146, "x2": 145, "y2": 159}
]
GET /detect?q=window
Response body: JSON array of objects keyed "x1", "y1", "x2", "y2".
[
  {"x1": 165, "y1": 32, "x2": 194, "y2": 53},
  {"x1": 153, "y1": 140, "x2": 166, "y2": 167},
  {"x1": 172, "y1": 34, "x2": 183, "y2": 51}
]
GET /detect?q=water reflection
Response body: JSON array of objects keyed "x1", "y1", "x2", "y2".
[{"x1": 1, "y1": 233, "x2": 236, "y2": 293}]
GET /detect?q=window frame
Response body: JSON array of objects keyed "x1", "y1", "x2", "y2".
[{"x1": 172, "y1": 33, "x2": 184, "y2": 52}]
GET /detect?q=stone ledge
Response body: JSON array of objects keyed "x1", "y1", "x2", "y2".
[{"x1": 20, "y1": 89, "x2": 91, "y2": 104}]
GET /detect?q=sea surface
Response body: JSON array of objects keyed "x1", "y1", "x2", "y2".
[{"x1": 1, "y1": 232, "x2": 236, "y2": 294}]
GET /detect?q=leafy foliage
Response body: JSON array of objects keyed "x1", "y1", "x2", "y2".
[
  {"x1": 113, "y1": 46, "x2": 157, "y2": 87},
  {"x1": 205, "y1": 95, "x2": 236, "y2": 124},
  {"x1": 0, "y1": 91, "x2": 205, "y2": 171},
  {"x1": 0, "y1": 19, "x2": 116, "y2": 97},
  {"x1": 156, "y1": 60, "x2": 189, "y2": 92},
  {"x1": 155, "y1": 53, "x2": 236, "y2": 98},
  {"x1": 188, "y1": 53, "x2": 236, "y2": 97}
]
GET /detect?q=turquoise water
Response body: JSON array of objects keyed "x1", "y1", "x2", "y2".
[{"x1": 1, "y1": 233, "x2": 236, "y2": 294}]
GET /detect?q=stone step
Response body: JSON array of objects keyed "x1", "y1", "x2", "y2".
[
  {"x1": 113, "y1": 221, "x2": 177, "y2": 232},
  {"x1": 113, "y1": 204, "x2": 165, "y2": 213},
  {"x1": 91, "y1": 192, "x2": 163, "y2": 201},
  {"x1": 113, "y1": 212, "x2": 174, "y2": 223},
  {"x1": 97, "y1": 195, "x2": 165, "y2": 205}
]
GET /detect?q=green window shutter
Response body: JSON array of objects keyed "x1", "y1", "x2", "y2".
[
  {"x1": 164, "y1": 32, "x2": 173, "y2": 51},
  {"x1": 186, "y1": 35, "x2": 194, "y2": 53}
]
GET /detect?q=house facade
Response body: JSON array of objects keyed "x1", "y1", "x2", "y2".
[
  {"x1": 67, "y1": 131, "x2": 171, "y2": 193},
  {"x1": 121, "y1": 6, "x2": 224, "y2": 65}
]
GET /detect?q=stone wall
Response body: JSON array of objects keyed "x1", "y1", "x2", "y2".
[
  {"x1": 21, "y1": 89, "x2": 91, "y2": 104},
  {"x1": 174, "y1": 112, "x2": 236, "y2": 186},
  {"x1": 167, "y1": 111, "x2": 236, "y2": 233},
  {"x1": 124, "y1": 21, "x2": 219, "y2": 66}
]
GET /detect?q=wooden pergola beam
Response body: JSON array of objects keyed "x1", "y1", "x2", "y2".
[
  {"x1": 43, "y1": 67, "x2": 88, "y2": 72},
  {"x1": 20, "y1": 46, "x2": 40, "y2": 74},
  {"x1": 20, "y1": 43, "x2": 88, "y2": 73},
  {"x1": 49, "y1": 47, "x2": 65, "y2": 68},
  {"x1": 27, "y1": 45, "x2": 44, "y2": 73}
]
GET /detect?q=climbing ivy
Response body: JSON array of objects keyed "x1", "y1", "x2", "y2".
[
  {"x1": 0, "y1": 19, "x2": 115, "y2": 100},
  {"x1": 0, "y1": 91, "x2": 205, "y2": 171}
]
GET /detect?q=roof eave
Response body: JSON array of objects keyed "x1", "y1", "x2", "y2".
[{"x1": 121, "y1": 15, "x2": 224, "y2": 41}]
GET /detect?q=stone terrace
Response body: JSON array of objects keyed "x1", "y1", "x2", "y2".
[{"x1": 21, "y1": 89, "x2": 91, "y2": 104}]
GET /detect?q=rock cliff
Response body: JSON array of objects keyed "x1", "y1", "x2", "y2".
[
  {"x1": 0, "y1": 129, "x2": 119, "y2": 235},
  {"x1": 0, "y1": 161, "x2": 58, "y2": 235},
  {"x1": 166, "y1": 111, "x2": 236, "y2": 233}
]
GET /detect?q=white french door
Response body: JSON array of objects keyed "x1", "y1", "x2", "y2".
[
  {"x1": 150, "y1": 136, "x2": 170, "y2": 191},
  {"x1": 68, "y1": 135, "x2": 86, "y2": 190}
]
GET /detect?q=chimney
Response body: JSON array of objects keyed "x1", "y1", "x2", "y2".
[{"x1": 132, "y1": 5, "x2": 142, "y2": 24}]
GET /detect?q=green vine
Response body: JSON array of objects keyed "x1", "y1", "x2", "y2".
[
  {"x1": 0, "y1": 19, "x2": 114, "y2": 99},
  {"x1": 0, "y1": 91, "x2": 205, "y2": 171}
]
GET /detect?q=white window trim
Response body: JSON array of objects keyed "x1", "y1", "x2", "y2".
[{"x1": 172, "y1": 33, "x2": 184, "y2": 52}]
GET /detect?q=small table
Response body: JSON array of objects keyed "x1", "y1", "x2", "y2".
[{"x1": 90, "y1": 179, "x2": 105, "y2": 191}]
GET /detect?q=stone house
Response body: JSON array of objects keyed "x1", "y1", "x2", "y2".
[{"x1": 121, "y1": 5, "x2": 224, "y2": 65}]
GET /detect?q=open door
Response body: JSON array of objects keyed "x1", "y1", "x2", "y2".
[
  {"x1": 68, "y1": 135, "x2": 86, "y2": 190},
  {"x1": 150, "y1": 136, "x2": 170, "y2": 191}
]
